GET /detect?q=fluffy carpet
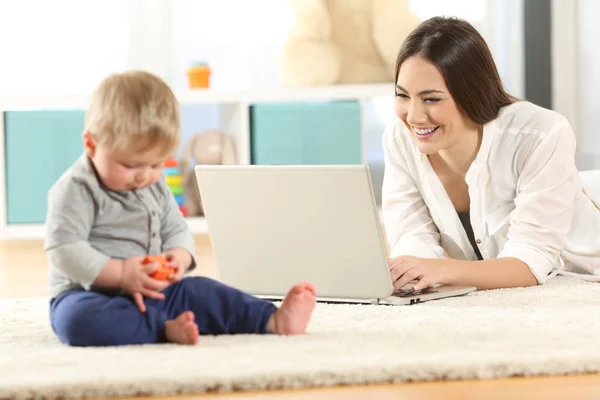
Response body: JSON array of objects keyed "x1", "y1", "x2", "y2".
[{"x1": 1, "y1": 277, "x2": 600, "y2": 400}]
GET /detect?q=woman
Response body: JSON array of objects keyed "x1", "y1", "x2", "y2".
[{"x1": 382, "y1": 16, "x2": 600, "y2": 292}]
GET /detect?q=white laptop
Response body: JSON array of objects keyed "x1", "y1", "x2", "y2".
[{"x1": 194, "y1": 165, "x2": 476, "y2": 305}]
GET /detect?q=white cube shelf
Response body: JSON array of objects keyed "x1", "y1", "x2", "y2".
[{"x1": 0, "y1": 83, "x2": 395, "y2": 240}]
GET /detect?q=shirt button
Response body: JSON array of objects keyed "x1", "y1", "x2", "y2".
[
  {"x1": 476, "y1": 239, "x2": 482, "y2": 244},
  {"x1": 152, "y1": 211, "x2": 156, "y2": 217},
  {"x1": 152, "y1": 232, "x2": 157, "y2": 238}
]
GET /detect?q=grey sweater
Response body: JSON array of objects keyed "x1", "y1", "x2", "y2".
[{"x1": 44, "y1": 155, "x2": 196, "y2": 298}]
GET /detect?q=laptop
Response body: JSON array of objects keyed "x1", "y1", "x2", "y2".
[{"x1": 194, "y1": 165, "x2": 476, "y2": 305}]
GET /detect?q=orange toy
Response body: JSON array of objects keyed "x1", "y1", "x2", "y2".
[
  {"x1": 187, "y1": 62, "x2": 211, "y2": 88},
  {"x1": 143, "y1": 255, "x2": 176, "y2": 281}
]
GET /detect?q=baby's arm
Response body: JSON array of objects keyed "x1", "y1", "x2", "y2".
[
  {"x1": 92, "y1": 258, "x2": 126, "y2": 287},
  {"x1": 44, "y1": 180, "x2": 116, "y2": 290},
  {"x1": 158, "y1": 177, "x2": 196, "y2": 272},
  {"x1": 45, "y1": 179, "x2": 170, "y2": 301}
]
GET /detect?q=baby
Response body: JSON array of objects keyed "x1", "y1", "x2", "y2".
[{"x1": 44, "y1": 70, "x2": 317, "y2": 346}]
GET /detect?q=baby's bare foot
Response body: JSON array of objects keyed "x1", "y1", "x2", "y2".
[
  {"x1": 270, "y1": 282, "x2": 317, "y2": 335},
  {"x1": 165, "y1": 311, "x2": 199, "y2": 345}
]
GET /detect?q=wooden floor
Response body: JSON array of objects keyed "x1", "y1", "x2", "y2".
[{"x1": 1, "y1": 237, "x2": 599, "y2": 400}]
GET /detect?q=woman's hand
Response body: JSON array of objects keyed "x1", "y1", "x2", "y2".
[{"x1": 388, "y1": 256, "x2": 447, "y2": 292}]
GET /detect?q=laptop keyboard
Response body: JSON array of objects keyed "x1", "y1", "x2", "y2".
[{"x1": 392, "y1": 287, "x2": 438, "y2": 298}]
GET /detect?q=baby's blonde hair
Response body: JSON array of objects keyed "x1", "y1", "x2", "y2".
[{"x1": 85, "y1": 70, "x2": 180, "y2": 155}]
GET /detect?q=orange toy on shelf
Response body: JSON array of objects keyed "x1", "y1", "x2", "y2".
[
  {"x1": 187, "y1": 62, "x2": 211, "y2": 88},
  {"x1": 142, "y1": 255, "x2": 176, "y2": 281}
]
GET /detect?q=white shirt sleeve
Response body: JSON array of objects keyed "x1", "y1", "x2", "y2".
[
  {"x1": 498, "y1": 120, "x2": 578, "y2": 283},
  {"x1": 381, "y1": 125, "x2": 445, "y2": 259}
]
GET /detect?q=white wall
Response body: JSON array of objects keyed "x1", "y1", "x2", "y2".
[
  {"x1": 0, "y1": 0, "x2": 129, "y2": 98},
  {"x1": 577, "y1": 0, "x2": 600, "y2": 168},
  {"x1": 409, "y1": 0, "x2": 524, "y2": 98},
  {"x1": 552, "y1": 0, "x2": 600, "y2": 170},
  {"x1": 0, "y1": 0, "x2": 524, "y2": 98}
]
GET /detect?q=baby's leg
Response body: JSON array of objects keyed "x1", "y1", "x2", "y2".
[
  {"x1": 267, "y1": 282, "x2": 317, "y2": 335},
  {"x1": 159, "y1": 277, "x2": 276, "y2": 335},
  {"x1": 159, "y1": 277, "x2": 316, "y2": 335},
  {"x1": 50, "y1": 289, "x2": 174, "y2": 346},
  {"x1": 163, "y1": 311, "x2": 199, "y2": 345}
]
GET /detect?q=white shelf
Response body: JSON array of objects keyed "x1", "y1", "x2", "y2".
[
  {"x1": 176, "y1": 83, "x2": 394, "y2": 104},
  {"x1": 0, "y1": 210, "x2": 386, "y2": 241},
  {"x1": 1, "y1": 224, "x2": 46, "y2": 241},
  {"x1": 0, "y1": 95, "x2": 91, "y2": 111},
  {"x1": 0, "y1": 83, "x2": 394, "y2": 110},
  {"x1": 185, "y1": 217, "x2": 209, "y2": 235},
  {"x1": 0, "y1": 217, "x2": 209, "y2": 241},
  {"x1": 0, "y1": 83, "x2": 394, "y2": 241}
]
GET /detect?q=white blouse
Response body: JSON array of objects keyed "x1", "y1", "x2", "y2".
[{"x1": 381, "y1": 101, "x2": 600, "y2": 283}]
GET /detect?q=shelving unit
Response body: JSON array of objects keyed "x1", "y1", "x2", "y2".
[
  {"x1": 0, "y1": 83, "x2": 395, "y2": 109},
  {"x1": 0, "y1": 83, "x2": 395, "y2": 241}
]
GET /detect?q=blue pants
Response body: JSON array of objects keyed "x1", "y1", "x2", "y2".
[{"x1": 49, "y1": 276, "x2": 278, "y2": 347}]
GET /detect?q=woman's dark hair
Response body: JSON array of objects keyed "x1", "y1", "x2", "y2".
[{"x1": 395, "y1": 17, "x2": 517, "y2": 125}]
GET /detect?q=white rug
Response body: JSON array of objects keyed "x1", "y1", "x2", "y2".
[{"x1": 2, "y1": 276, "x2": 600, "y2": 400}]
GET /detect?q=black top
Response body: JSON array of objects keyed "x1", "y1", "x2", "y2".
[{"x1": 457, "y1": 211, "x2": 484, "y2": 260}]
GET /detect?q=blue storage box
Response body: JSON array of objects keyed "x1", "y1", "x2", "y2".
[
  {"x1": 250, "y1": 101, "x2": 362, "y2": 165},
  {"x1": 4, "y1": 110, "x2": 85, "y2": 224}
]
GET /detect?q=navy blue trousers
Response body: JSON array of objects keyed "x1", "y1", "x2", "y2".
[{"x1": 49, "y1": 276, "x2": 277, "y2": 347}]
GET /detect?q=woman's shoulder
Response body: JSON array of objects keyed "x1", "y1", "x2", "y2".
[
  {"x1": 493, "y1": 101, "x2": 571, "y2": 136},
  {"x1": 489, "y1": 101, "x2": 577, "y2": 174}
]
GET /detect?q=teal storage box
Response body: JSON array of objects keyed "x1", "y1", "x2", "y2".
[
  {"x1": 4, "y1": 110, "x2": 85, "y2": 224},
  {"x1": 250, "y1": 101, "x2": 362, "y2": 165}
]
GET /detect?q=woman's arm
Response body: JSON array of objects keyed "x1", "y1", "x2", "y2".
[
  {"x1": 390, "y1": 255, "x2": 537, "y2": 291},
  {"x1": 382, "y1": 124, "x2": 445, "y2": 259},
  {"x1": 391, "y1": 115, "x2": 578, "y2": 291},
  {"x1": 491, "y1": 118, "x2": 578, "y2": 284},
  {"x1": 432, "y1": 257, "x2": 537, "y2": 290}
]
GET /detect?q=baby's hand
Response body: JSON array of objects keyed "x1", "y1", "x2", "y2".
[
  {"x1": 160, "y1": 248, "x2": 193, "y2": 282},
  {"x1": 144, "y1": 255, "x2": 175, "y2": 281},
  {"x1": 119, "y1": 256, "x2": 171, "y2": 312}
]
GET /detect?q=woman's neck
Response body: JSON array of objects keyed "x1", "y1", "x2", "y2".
[{"x1": 432, "y1": 125, "x2": 483, "y2": 177}]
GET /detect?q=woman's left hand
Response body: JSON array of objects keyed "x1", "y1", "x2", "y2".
[
  {"x1": 160, "y1": 248, "x2": 193, "y2": 282},
  {"x1": 389, "y1": 256, "x2": 447, "y2": 292}
]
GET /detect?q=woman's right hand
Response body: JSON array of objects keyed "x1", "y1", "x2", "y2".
[
  {"x1": 389, "y1": 255, "x2": 448, "y2": 292},
  {"x1": 119, "y1": 256, "x2": 171, "y2": 312}
]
